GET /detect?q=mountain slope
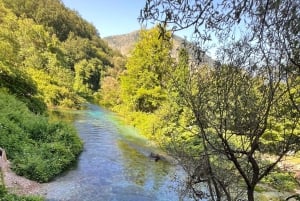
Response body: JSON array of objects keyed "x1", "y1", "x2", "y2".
[
  {"x1": 0, "y1": 0, "x2": 125, "y2": 109},
  {"x1": 104, "y1": 30, "x2": 140, "y2": 56},
  {"x1": 104, "y1": 30, "x2": 214, "y2": 66}
]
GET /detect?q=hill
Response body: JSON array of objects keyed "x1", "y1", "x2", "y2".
[
  {"x1": 0, "y1": 0, "x2": 124, "y2": 110},
  {"x1": 104, "y1": 31, "x2": 140, "y2": 56},
  {"x1": 104, "y1": 30, "x2": 214, "y2": 66}
]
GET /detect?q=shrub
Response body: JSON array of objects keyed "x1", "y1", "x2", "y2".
[
  {"x1": 262, "y1": 171, "x2": 298, "y2": 192},
  {"x1": 0, "y1": 92, "x2": 83, "y2": 182}
]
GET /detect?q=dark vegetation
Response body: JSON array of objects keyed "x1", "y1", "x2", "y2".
[{"x1": 0, "y1": 91, "x2": 83, "y2": 182}]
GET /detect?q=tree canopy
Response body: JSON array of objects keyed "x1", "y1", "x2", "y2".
[
  {"x1": 0, "y1": 0, "x2": 123, "y2": 109},
  {"x1": 121, "y1": 27, "x2": 173, "y2": 113}
]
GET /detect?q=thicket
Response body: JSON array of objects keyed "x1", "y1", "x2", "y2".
[{"x1": 0, "y1": 92, "x2": 83, "y2": 182}]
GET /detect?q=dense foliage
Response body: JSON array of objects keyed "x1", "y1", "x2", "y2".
[
  {"x1": 101, "y1": 27, "x2": 174, "y2": 137},
  {"x1": 136, "y1": 1, "x2": 300, "y2": 200},
  {"x1": 0, "y1": 0, "x2": 123, "y2": 109},
  {"x1": 0, "y1": 92, "x2": 83, "y2": 182},
  {"x1": 0, "y1": 0, "x2": 298, "y2": 200},
  {"x1": 120, "y1": 27, "x2": 172, "y2": 113},
  {"x1": 2, "y1": 0, "x2": 97, "y2": 41}
]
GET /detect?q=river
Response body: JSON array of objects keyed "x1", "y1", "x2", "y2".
[{"x1": 43, "y1": 104, "x2": 185, "y2": 201}]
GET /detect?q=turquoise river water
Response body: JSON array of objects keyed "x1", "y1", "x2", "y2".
[{"x1": 42, "y1": 104, "x2": 186, "y2": 201}]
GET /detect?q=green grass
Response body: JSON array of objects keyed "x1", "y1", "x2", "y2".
[{"x1": 0, "y1": 171, "x2": 44, "y2": 201}]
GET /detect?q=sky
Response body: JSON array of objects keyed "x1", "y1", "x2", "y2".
[
  {"x1": 60, "y1": 0, "x2": 211, "y2": 56},
  {"x1": 61, "y1": 0, "x2": 148, "y2": 37}
]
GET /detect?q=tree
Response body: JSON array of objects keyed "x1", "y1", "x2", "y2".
[
  {"x1": 0, "y1": 3, "x2": 46, "y2": 113},
  {"x1": 140, "y1": 1, "x2": 300, "y2": 200},
  {"x1": 140, "y1": 0, "x2": 299, "y2": 62},
  {"x1": 98, "y1": 56, "x2": 126, "y2": 108},
  {"x1": 162, "y1": 49, "x2": 300, "y2": 201},
  {"x1": 140, "y1": 0, "x2": 299, "y2": 110},
  {"x1": 13, "y1": 15, "x2": 83, "y2": 109},
  {"x1": 120, "y1": 27, "x2": 173, "y2": 112},
  {"x1": 73, "y1": 58, "x2": 102, "y2": 95}
]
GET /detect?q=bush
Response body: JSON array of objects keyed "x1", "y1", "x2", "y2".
[
  {"x1": 0, "y1": 92, "x2": 83, "y2": 182},
  {"x1": 262, "y1": 171, "x2": 298, "y2": 192},
  {"x1": 0, "y1": 193, "x2": 44, "y2": 201}
]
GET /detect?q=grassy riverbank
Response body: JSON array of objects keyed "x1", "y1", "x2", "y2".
[{"x1": 0, "y1": 187, "x2": 43, "y2": 201}]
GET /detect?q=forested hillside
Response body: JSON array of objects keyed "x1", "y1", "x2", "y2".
[
  {"x1": 0, "y1": 0, "x2": 124, "y2": 110},
  {"x1": 0, "y1": 0, "x2": 124, "y2": 200}
]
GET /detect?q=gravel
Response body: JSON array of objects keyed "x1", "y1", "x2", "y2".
[{"x1": 1, "y1": 160, "x2": 46, "y2": 196}]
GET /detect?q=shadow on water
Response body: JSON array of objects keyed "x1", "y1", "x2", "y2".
[
  {"x1": 47, "y1": 109, "x2": 81, "y2": 123},
  {"x1": 43, "y1": 104, "x2": 185, "y2": 201},
  {"x1": 117, "y1": 140, "x2": 170, "y2": 189}
]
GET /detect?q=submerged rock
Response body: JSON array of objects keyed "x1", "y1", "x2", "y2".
[{"x1": 149, "y1": 152, "x2": 161, "y2": 162}]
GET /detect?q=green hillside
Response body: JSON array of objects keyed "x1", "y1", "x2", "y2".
[{"x1": 0, "y1": 0, "x2": 124, "y2": 111}]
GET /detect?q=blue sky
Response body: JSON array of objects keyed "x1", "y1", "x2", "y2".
[
  {"x1": 61, "y1": 0, "x2": 194, "y2": 38},
  {"x1": 61, "y1": 0, "x2": 147, "y2": 37},
  {"x1": 60, "y1": 1, "x2": 213, "y2": 56}
]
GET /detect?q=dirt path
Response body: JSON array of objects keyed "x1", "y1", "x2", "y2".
[{"x1": 1, "y1": 160, "x2": 46, "y2": 196}]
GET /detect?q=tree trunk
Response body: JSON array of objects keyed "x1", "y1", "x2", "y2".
[{"x1": 247, "y1": 187, "x2": 255, "y2": 201}]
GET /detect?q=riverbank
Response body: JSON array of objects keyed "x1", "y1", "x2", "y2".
[{"x1": 1, "y1": 159, "x2": 45, "y2": 197}]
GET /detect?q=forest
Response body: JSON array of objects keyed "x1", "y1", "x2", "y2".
[{"x1": 0, "y1": 0, "x2": 299, "y2": 200}]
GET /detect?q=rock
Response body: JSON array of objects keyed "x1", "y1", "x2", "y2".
[{"x1": 149, "y1": 152, "x2": 161, "y2": 162}]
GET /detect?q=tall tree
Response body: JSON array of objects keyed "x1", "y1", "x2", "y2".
[
  {"x1": 163, "y1": 51, "x2": 300, "y2": 200},
  {"x1": 120, "y1": 27, "x2": 173, "y2": 113}
]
